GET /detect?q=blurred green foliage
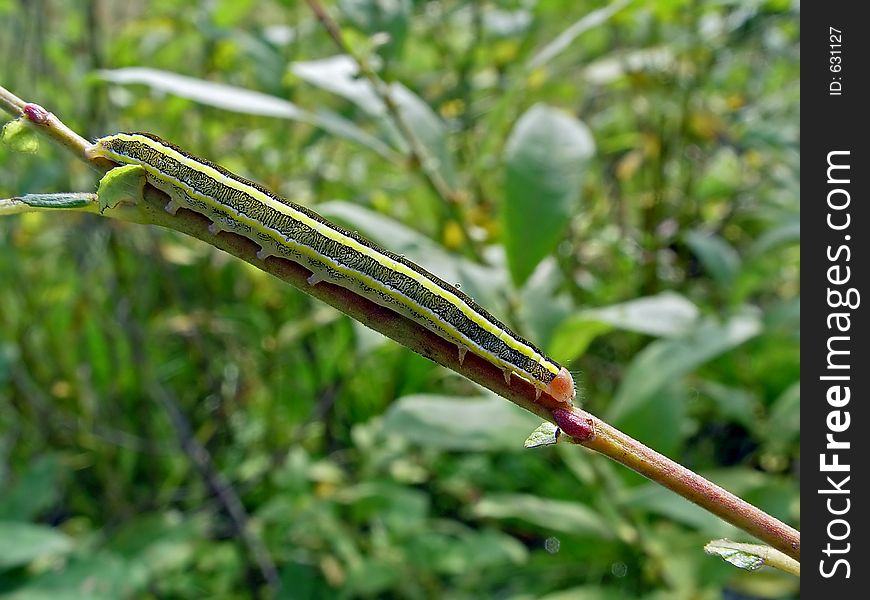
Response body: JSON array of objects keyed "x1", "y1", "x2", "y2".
[{"x1": 1, "y1": 0, "x2": 798, "y2": 598}]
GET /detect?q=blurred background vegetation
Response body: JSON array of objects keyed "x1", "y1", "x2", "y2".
[{"x1": 0, "y1": 0, "x2": 799, "y2": 598}]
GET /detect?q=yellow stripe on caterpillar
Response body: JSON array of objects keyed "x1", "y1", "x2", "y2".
[{"x1": 89, "y1": 132, "x2": 575, "y2": 404}]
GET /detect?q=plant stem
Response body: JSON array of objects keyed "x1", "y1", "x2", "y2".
[
  {"x1": 0, "y1": 83, "x2": 800, "y2": 566},
  {"x1": 574, "y1": 407, "x2": 800, "y2": 562}
]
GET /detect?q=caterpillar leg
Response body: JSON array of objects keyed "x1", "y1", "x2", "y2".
[
  {"x1": 208, "y1": 221, "x2": 223, "y2": 235},
  {"x1": 256, "y1": 247, "x2": 273, "y2": 260},
  {"x1": 164, "y1": 199, "x2": 181, "y2": 215},
  {"x1": 502, "y1": 369, "x2": 512, "y2": 385},
  {"x1": 457, "y1": 346, "x2": 468, "y2": 365},
  {"x1": 307, "y1": 272, "x2": 325, "y2": 286}
]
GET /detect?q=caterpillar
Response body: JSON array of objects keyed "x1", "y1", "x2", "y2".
[{"x1": 88, "y1": 132, "x2": 576, "y2": 405}]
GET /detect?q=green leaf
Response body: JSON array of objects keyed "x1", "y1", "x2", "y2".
[
  {"x1": 502, "y1": 104, "x2": 594, "y2": 286},
  {"x1": 548, "y1": 319, "x2": 613, "y2": 363},
  {"x1": 696, "y1": 380, "x2": 758, "y2": 429},
  {"x1": 516, "y1": 258, "x2": 575, "y2": 353},
  {"x1": 584, "y1": 292, "x2": 700, "y2": 337},
  {"x1": 99, "y1": 67, "x2": 307, "y2": 118},
  {"x1": 211, "y1": 0, "x2": 255, "y2": 27},
  {"x1": 407, "y1": 528, "x2": 527, "y2": 575},
  {"x1": 0, "y1": 455, "x2": 63, "y2": 521},
  {"x1": 473, "y1": 494, "x2": 612, "y2": 538},
  {"x1": 0, "y1": 522, "x2": 73, "y2": 569},
  {"x1": 291, "y1": 55, "x2": 383, "y2": 114},
  {"x1": 524, "y1": 422, "x2": 559, "y2": 448},
  {"x1": 96, "y1": 164, "x2": 147, "y2": 212},
  {"x1": 97, "y1": 67, "x2": 396, "y2": 159},
  {"x1": 3, "y1": 551, "x2": 147, "y2": 599},
  {"x1": 749, "y1": 216, "x2": 800, "y2": 255},
  {"x1": 607, "y1": 310, "x2": 762, "y2": 423},
  {"x1": 339, "y1": 0, "x2": 411, "y2": 59},
  {"x1": 549, "y1": 292, "x2": 699, "y2": 362},
  {"x1": 335, "y1": 482, "x2": 429, "y2": 534},
  {"x1": 685, "y1": 230, "x2": 741, "y2": 285},
  {"x1": 621, "y1": 484, "x2": 736, "y2": 535},
  {"x1": 0, "y1": 193, "x2": 97, "y2": 216},
  {"x1": 527, "y1": 0, "x2": 631, "y2": 69},
  {"x1": 382, "y1": 394, "x2": 541, "y2": 451},
  {"x1": 765, "y1": 382, "x2": 800, "y2": 449},
  {"x1": 105, "y1": 511, "x2": 204, "y2": 576},
  {"x1": 1, "y1": 118, "x2": 39, "y2": 153},
  {"x1": 696, "y1": 147, "x2": 742, "y2": 198}
]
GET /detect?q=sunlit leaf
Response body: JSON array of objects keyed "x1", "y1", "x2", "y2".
[{"x1": 98, "y1": 67, "x2": 396, "y2": 159}]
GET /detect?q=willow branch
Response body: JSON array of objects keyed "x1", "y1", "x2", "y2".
[
  {"x1": 554, "y1": 408, "x2": 800, "y2": 562},
  {"x1": 1, "y1": 85, "x2": 800, "y2": 564}
]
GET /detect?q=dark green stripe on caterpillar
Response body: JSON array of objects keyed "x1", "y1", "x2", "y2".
[{"x1": 89, "y1": 132, "x2": 576, "y2": 404}]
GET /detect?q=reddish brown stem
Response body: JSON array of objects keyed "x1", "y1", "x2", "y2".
[{"x1": 572, "y1": 407, "x2": 800, "y2": 562}]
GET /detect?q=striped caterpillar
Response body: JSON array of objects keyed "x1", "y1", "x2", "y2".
[{"x1": 88, "y1": 132, "x2": 576, "y2": 405}]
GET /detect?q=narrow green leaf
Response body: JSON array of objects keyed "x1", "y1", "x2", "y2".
[
  {"x1": 473, "y1": 494, "x2": 612, "y2": 538},
  {"x1": 502, "y1": 104, "x2": 594, "y2": 286},
  {"x1": 98, "y1": 67, "x2": 307, "y2": 118},
  {"x1": 98, "y1": 67, "x2": 396, "y2": 159},
  {"x1": 0, "y1": 193, "x2": 98, "y2": 215}
]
